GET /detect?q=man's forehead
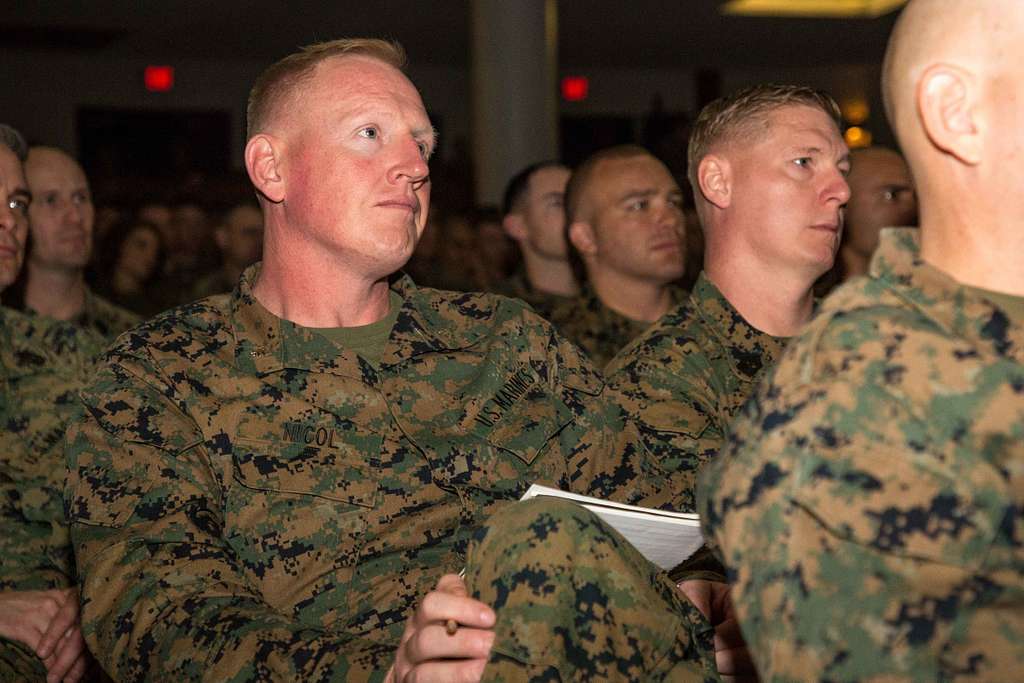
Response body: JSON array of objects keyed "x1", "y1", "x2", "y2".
[
  {"x1": 763, "y1": 105, "x2": 843, "y2": 146},
  {"x1": 530, "y1": 166, "x2": 570, "y2": 193},
  {"x1": 27, "y1": 151, "x2": 86, "y2": 185},
  {"x1": 595, "y1": 156, "x2": 677, "y2": 193}
]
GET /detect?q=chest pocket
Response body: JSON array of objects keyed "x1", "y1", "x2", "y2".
[
  {"x1": 225, "y1": 428, "x2": 382, "y2": 623},
  {"x1": 405, "y1": 365, "x2": 576, "y2": 498}
]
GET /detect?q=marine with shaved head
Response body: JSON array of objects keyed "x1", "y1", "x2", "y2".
[{"x1": 700, "y1": 0, "x2": 1024, "y2": 679}]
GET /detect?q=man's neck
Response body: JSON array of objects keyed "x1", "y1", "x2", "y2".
[
  {"x1": 24, "y1": 261, "x2": 87, "y2": 321},
  {"x1": 521, "y1": 248, "x2": 578, "y2": 297},
  {"x1": 254, "y1": 233, "x2": 393, "y2": 328},
  {"x1": 587, "y1": 268, "x2": 673, "y2": 323},
  {"x1": 704, "y1": 253, "x2": 816, "y2": 338},
  {"x1": 919, "y1": 206, "x2": 1024, "y2": 297}
]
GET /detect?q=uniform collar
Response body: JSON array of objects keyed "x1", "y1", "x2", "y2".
[
  {"x1": 230, "y1": 265, "x2": 494, "y2": 376},
  {"x1": 866, "y1": 227, "x2": 1024, "y2": 362},
  {"x1": 690, "y1": 271, "x2": 788, "y2": 381}
]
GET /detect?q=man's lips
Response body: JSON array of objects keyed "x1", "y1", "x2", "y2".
[
  {"x1": 377, "y1": 198, "x2": 418, "y2": 212},
  {"x1": 811, "y1": 222, "x2": 840, "y2": 232}
]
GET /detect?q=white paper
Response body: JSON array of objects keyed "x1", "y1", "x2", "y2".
[{"x1": 520, "y1": 484, "x2": 704, "y2": 571}]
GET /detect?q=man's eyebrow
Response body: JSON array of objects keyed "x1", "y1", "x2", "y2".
[
  {"x1": 413, "y1": 125, "x2": 438, "y2": 151},
  {"x1": 616, "y1": 188, "x2": 657, "y2": 202}
]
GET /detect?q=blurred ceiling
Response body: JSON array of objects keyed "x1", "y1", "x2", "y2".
[{"x1": 1, "y1": 0, "x2": 901, "y2": 69}]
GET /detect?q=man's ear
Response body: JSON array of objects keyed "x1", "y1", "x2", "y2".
[
  {"x1": 245, "y1": 134, "x2": 286, "y2": 203},
  {"x1": 568, "y1": 220, "x2": 597, "y2": 257},
  {"x1": 918, "y1": 63, "x2": 982, "y2": 165},
  {"x1": 697, "y1": 155, "x2": 731, "y2": 209},
  {"x1": 502, "y1": 214, "x2": 527, "y2": 242}
]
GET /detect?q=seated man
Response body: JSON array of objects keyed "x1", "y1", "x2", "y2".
[
  {"x1": 701, "y1": 0, "x2": 1024, "y2": 679},
  {"x1": 550, "y1": 146, "x2": 687, "y2": 369},
  {"x1": 66, "y1": 39, "x2": 741, "y2": 681},
  {"x1": 0, "y1": 125, "x2": 96, "y2": 683},
  {"x1": 608, "y1": 84, "x2": 850, "y2": 515},
  {"x1": 20, "y1": 146, "x2": 139, "y2": 338},
  {"x1": 496, "y1": 161, "x2": 577, "y2": 316}
]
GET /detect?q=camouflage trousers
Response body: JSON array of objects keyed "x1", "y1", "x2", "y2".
[
  {"x1": 0, "y1": 637, "x2": 47, "y2": 682},
  {"x1": 466, "y1": 498, "x2": 720, "y2": 682}
]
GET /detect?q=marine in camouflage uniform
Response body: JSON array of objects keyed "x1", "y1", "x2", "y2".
[
  {"x1": 551, "y1": 284, "x2": 686, "y2": 371},
  {"x1": 1, "y1": 305, "x2": 106, "y2": 677},
  {"x1": 700, "y1": 228, "x2": 1024, "y2": 680},
  {"x1": 607, "y1": 271, "x2": 786, "y2": 516},
  {"x1": 65, "y1": 266, "x2": 719, "y2": 681}
]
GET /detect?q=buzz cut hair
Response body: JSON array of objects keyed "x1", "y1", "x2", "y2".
[
  {"x1": 246, "y1": 38, "x2": 407, "y2": 139},
  {"x1": 686, "y1": 84, "x2": 842, "y2": 192},
  {"x1": 0, "y1": 124, "x2": 28, "y2": 162},
  {"x1": 502, "y1": 160, "x2": 565, "y2": 217},
  {"x1": 564, "y1": 144, "x2": 651, "y2": 226}
]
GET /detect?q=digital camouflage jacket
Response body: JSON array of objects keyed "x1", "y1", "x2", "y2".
[
  {"x1": 701, "y1": 228, "x2": 1024, "y2": 681},
  {"x1": 607, "y1": 272, "x2": 787, "y2": 514},
  {"x1": 1, "y1": 306, "x2": 105, "y2": 592},
  {"x1": 66, "y1": 267, "x2": 697, "y2": 681}
]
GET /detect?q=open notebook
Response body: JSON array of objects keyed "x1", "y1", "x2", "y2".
[{"x1": 520, "y1": 484, "x2": 703, "y2": 571}]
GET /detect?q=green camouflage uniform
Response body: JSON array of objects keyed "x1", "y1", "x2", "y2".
[
  {"x1": 607, "y1": 271, "x2": 786, "y2": 515},
  {"x1": 700, "y1": 228, "x2": 1024, "y2": 681},
  {"x1": 1, "y1": 306, "x2": 106, "y2": 678},
  {"x1": 66, "y1": 265, "x2": 717, "y2": 682},
  {"x1": 551, "y1": 285, "x2": 685, "y2": 371},
  {"x1": 491, "y1": 268, "x2": 568, "y2": 320}
]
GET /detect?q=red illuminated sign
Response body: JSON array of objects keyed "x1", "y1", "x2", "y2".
[
  {"x1": 561, "y1": 76, "x2": 589, "y2": 102},
  {"x1": 144, "y1": 66, "x2": 174, "y2": 92}
]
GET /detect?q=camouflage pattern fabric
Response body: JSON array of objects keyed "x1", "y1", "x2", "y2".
[
  {"x1": 490, "y1": 268, "x2": 568, "y2": 320},
  {"x1": 0, "y1": 637, "x2": 48, "y2": 681},
  {"x1": 607, "y1": 271, "x2": 786, "y2": 515},
  {"x1": 1, "y1": 305, "x2": 105, "y2": 593},
  {"x1": 80, "y1": 288, "x2": 141, "y2": 339},
  {"x1": 700, "y1": 228, "x2": 1024, "y2": 681},
  {"x1": 550, "y1": 284, "x2": 686, "y2": 371},
  {"x1": 467, "y1": 498, "x2": 718, "y2": 682},
  {"x1": 66, "y1": 265, "x2": 704, "y2": 681}
]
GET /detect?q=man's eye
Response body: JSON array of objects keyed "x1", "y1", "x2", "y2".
[
  {"x1": 72, "y1": 192, "x2": 90, "y2": 205},
  {"x1": 358, "y1": 127, "x2": 379, "y2": 140},
  {"x1": 8, "y1": 198, "x2": 28, "y2": 216},
  {"x1": 416, "y1": 141, "x2": 429, "y2": 159},
  {"x1": 793, "y1": 157, "x2": 811, "y2": 168},
  {"x1": 627, "y1": 200, "x2": 648, "y2": 211}
]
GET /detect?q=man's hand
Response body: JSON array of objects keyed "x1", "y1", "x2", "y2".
[
  {"x1": 0, "y1": 588, "x2": 90, "y2": 683},
  {"x1": 678, "y1": 579, "x2": 757, "y2": 682},
  {"x1": 387, "y1": 574, "x2": 496, "y2": 683}
]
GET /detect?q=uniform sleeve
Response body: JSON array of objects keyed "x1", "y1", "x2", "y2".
[
  {"x1": 65, "y1": 358, "x2": 392, "y2": 682},
  {"x1": 698, "y1": 308, "x2": 1022, "y2": 680}
]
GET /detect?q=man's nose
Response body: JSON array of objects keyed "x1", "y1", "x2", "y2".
[
  {"x1": 388, "y1": 138, "x2": 429, "y2": 185},
  {"x1": 825, "y1": 169, "x2": 851, "y2": 205}
]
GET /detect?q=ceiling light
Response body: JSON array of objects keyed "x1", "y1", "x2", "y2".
[{"x1": 721, "y1": 0, "x2": 908, "y2": 18}]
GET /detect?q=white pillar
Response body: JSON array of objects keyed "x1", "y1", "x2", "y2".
[{"x1": 470, "y1": 0, "x2": 559, "y2": 206}]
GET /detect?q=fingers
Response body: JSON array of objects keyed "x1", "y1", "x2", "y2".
[
  {"x1": 676, "y1": 579, "x2": 712, "y2": 619},
  {"x1": 413, "y1": 583, "x2": 495, "y2": 632},
  {"x1": 37, "y1": 590, "x2": 80, "y2": 659},
  {"x1": 403, "y1": 623, "x2": 495, "y2": 665},
  {"x1": 62, "y1": 654, "x2": 90, "y2": 683},
  {"x1": 44, "y1": 626, "x2": 87, "y2": 683},
  {"x1": 400, "y1": 657, "x2": 488, "y2": 683}
]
